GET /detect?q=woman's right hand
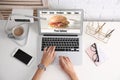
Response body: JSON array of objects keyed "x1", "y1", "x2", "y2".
[{"x1": 59, "y1": 56, "x2": 78, "y2": 80}]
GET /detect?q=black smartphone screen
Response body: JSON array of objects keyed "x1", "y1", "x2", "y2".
[{"x1": 13, "y1": 49, "x2": 32, "y2": 65}]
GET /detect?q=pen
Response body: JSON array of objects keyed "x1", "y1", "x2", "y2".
[
  {"x1": 95, "y1": 23, "x2": 106, "y2": 34},
  {"x1": 105, "y1": 29, "x2": 115, "y2": 38}
]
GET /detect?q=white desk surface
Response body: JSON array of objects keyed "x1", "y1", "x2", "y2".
[{"x1": 0, "y1": 20, "x2": 120, "y2": 80}]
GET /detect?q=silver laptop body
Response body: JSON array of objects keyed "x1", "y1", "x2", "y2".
[{"x1": 37, "y1": 9, "x2": 83, "y2": 65}]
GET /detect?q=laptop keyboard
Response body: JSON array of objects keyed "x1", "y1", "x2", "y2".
[{"x1": 42, "y1": 37, "x2": 79, "y2": 51}]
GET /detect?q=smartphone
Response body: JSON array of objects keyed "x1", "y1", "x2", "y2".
[{"x1": 12, "y1": 49, "x2": 34, "y2": 66}]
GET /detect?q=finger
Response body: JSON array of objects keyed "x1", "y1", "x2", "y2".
[
  {"x1": 43, "y1": 47, "x2": 47, "y2": 53},
  {"x1": 59, "y1": 60, "x2": 64, "y2": 69},
  {"x1": 59, "y1": 56, "x2": 63, "y2": 62},
  {"x1": 63, "y1": 56, "x2": 68, "y2": 64},
  {"x1": 51, "y1": 52, "x2": 56, "y2": 62},
  {"x1": 48, "y1": 46, "x2": 55, "y2": 55},
  {"x1": 59, "y1": 56, "x2": 63, "y2": 61},
  {"x1": 54, "y1": 46, "x2": 56, "y2": 51},
  {"x1": 66, "y1": 57, "x2": 71, "y2": 63},
  {"x1": 53, "y1": 51, "x2": 56, "y2": 58},
  {"x1": 59, "y1": 56, "x2": 65, "y2": 64},
  {"x1": 53, "y1": 52, "x2": 56, "y2": 61},
  {"x1": 65, "y1": 57, "x2": 69, "y2": 63},
  {"x1": 62, "y1": 56, "x2": 68, "y2": 65},
  {"x1": 59, "y1": 56, "x2": 62, "y2": 66},
  {"x1": 51, "y1": 46, "x2": 56, "y2": 55},
  {"x1": 59, "y1": 56, "x2": 65, "y2": 68},
  {"x1": 47, "y1": 46, "x2": 52, "y2": 52},
  {"x1": 66, "y1": 57, "x2": 73, "y2": 66}
]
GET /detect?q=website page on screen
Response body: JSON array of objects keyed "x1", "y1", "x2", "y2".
[{"x1": 39, "y1": 10, "x2": 82, "y2": 34}]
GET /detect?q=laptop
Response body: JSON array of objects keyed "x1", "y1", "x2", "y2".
[{"x1": 37, "y1": 9, "x2": 83, "y2": 65}]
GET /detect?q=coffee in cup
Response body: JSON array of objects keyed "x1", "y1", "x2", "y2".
[{"x1": 8, "y1": 26, "x2": 25, "y2": 40}]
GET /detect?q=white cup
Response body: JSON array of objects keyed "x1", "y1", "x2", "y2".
[{"x1": 8, "y1": 26, "x2": 25, "y2": 40}]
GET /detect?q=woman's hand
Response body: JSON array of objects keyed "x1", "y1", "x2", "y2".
[
  {"x1": 40, "y1": 46, "x2": 56, "y2": 67},
  {"x1": 59, "y1": 56, "x2": 78, "y2": 80}
]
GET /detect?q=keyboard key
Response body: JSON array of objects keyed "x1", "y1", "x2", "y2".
[{"x1": 41, "y1": 37, "x2": 79, "y2": 51}]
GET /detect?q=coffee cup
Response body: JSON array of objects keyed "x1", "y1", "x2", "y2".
[{"x1": 8, "y1": 26, "x2": 25, "y2": 40}]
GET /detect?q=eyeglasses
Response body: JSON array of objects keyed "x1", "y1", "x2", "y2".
[{"x1": 90, "y1": 43, "x2": 99, "y2": 62}]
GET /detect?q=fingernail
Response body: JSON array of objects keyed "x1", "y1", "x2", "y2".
[{"x1": 59, "y1": 56, "x2": 62, "y2": 58}]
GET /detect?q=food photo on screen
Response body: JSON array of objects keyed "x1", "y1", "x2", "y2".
[
  {"x1": 48, "y1": 15, "x2": 69, "y2": 28},
  {"x1": 40, "y1": 11, "x2": 82, "y2": 33}
]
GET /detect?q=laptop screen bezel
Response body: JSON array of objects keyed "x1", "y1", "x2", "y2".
[{"x1": 37, "y1": 9, "x2": 84, "y2": 35}]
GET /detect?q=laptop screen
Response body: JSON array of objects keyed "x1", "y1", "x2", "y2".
[{"x1": 38, "y1": 10, "x2": 83, "y2": 34}]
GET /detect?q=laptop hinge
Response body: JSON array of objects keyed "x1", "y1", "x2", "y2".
[{"x1": 43, "y1": 34, "x2": 78, "y2": 36}]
